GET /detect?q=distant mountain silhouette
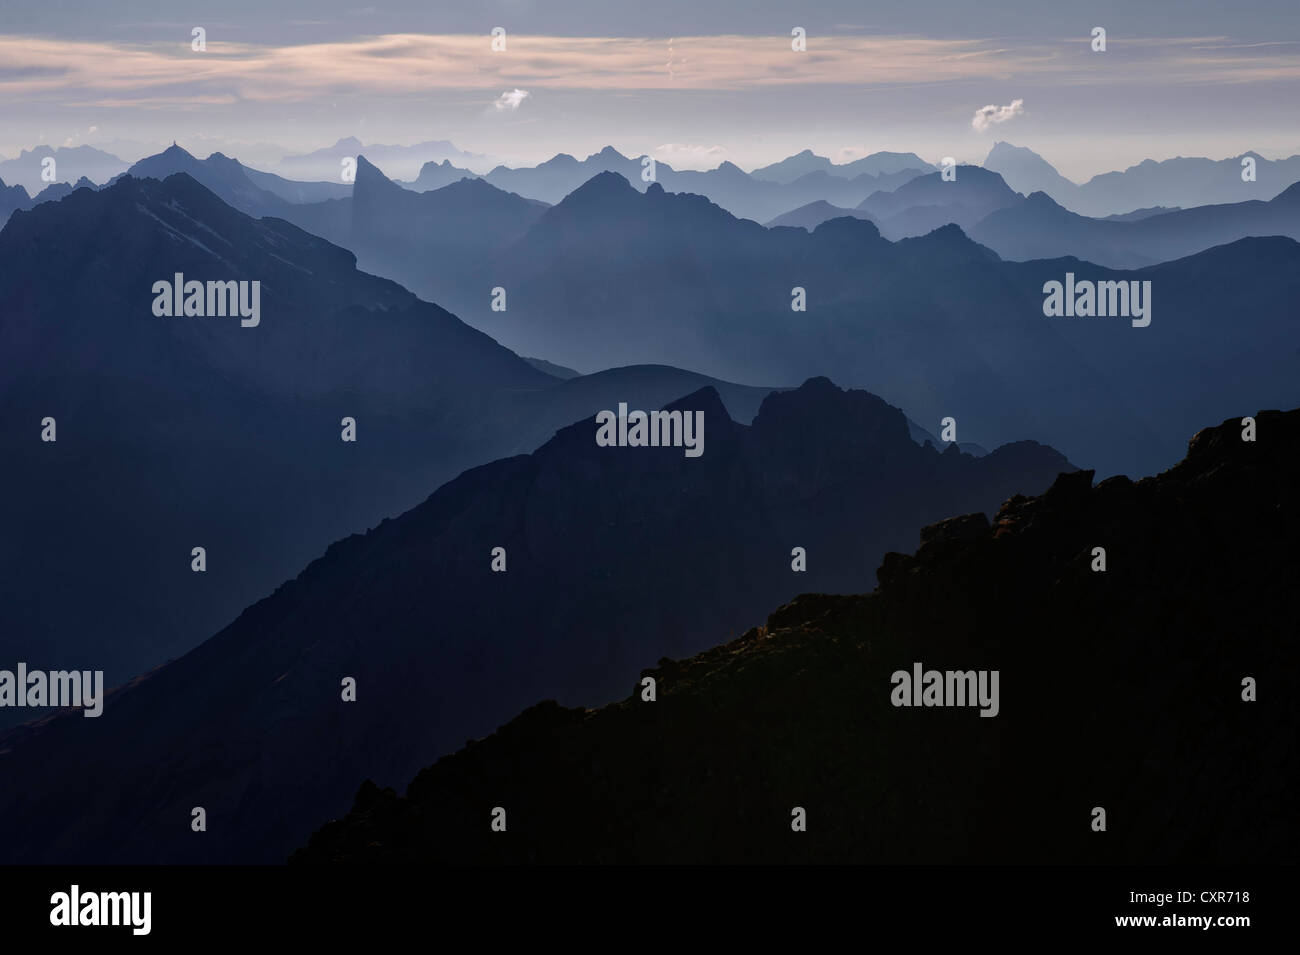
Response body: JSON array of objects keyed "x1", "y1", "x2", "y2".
[
  {"x1": 294, "y1": 407, "x2": 1300, "y2": 865},
  {"x1": 275, "y1": 137, "x2": 488, "y2": 182},
  {"x1": 440, "y1": 171, "x2": 1300, "y2": 479},
  {"x1": 401, "y1": 158, "x2": 480, "y2": 192},
  {"x1": 765, "y1": 200, "x2": 876, "y2": 230},
  {"x1": 1101, "y1": 206, "x2": 1181, "y2": 222},
  {"x1": 750, "y1": 149, "x2": 933, "y2": 184},
  {"x1": 0, "y1": 376, "x2": 1074, "y2": 863},
  {"x1": 0, "y1": 177, "x2": 32, "y2": 226},
  {"x1": 1, "y1": 176, "x2": 103, "y2": 229},
  {"x1": 983, "y1": 142, "x2": 1300, "y2": 217},
  {"x1": 273, "y1": 156, "x2": 551, "y2": 304},
  {"x1": 125, "y1": 145, "x2": 349, "y2": 209},
  {"x1": 971, "y1": 183, "x2": 1300, "y2": 268},
  {"x1": 0, "y1": 171, "x2": 771, "y2": 708},
  {"x1": 240, "y1": 165, "x2": 351, "y2": 203},
  {"x1": 125, "y1": 145, "x2": 295, "y2": 216},
  {"x1": 466, "y1": 146, "x2": 927, "y2": 222},
  {"x1": 0, "y1": 144, "x2": 127, "y2": 194},
  {"x1": 982, "y1": 141, "x2": 1080, "y2": 205},
  {"x1": 856, "y1": 165, "x2": 1023, "y2": 237},
  {"x1": 352, "y1": 157, "x2": 547, "y2": 303}
]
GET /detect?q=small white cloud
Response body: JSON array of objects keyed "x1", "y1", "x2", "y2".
[
  {"x1": 494, "y1": 88, "x2": 531, "y2": 111},
  {"x1": 971, "y1": 98, "x2": 1024, "y2": 132}
]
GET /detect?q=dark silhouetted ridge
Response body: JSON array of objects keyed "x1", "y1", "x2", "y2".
[{"x1": 294, "y1": 407, "x2": 1299, "y2": 864}]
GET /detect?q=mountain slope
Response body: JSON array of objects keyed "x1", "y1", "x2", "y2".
[
  {"x1": 0, "y1": 171, "x2": 561, "y2": 691},
  {"x1": 0, "y1": 173, "x2": 781, "y2": 703},
  {"x1": 0, "y1": 377, "x2": 1074, "y2": 864},
  {"x1": 0, "y1": 177, "x2": 32, "y2": 227},
  {"x1": 293, "y1": 407, "x2": 1300, "y2": 864}
]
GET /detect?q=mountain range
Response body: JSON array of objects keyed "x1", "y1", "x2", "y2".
[
  {"x1": 0, "y1": 376, "x2": 1074, "y2": 863},
  {"x1": 427, "y1": 171, "x2": 1300, "y2": 480},
  {"x1": 971, "y1": 181, "x2": 1300, "y2": 269},
  {"x1": 749, "y1": 148, "x2": 933, "y2": 183},
  {"x1": 271, "y1": 137, "x2": 490, "y2": 183},
  {"x1": 0, "y1": 175, "x2": 100, "y2": 228},
  {"x1": 98, "y1": 146, "x2": 1300, "y2": 482},
  {"x1": 0, "y1": 145, "x2": 127, "y2": 195},
  {"x1": 400, "y1": 145, "x2": 930, "y2": 223},
  {"x1": 983, "y1": 141, "x2": 1300, "y2": 218},
  {"x1": 293, "y1": 406, "x2": 1300, "y2": 864},
  {"x1": 0, "y1": 170, "x2": 774, "y2": 709}
]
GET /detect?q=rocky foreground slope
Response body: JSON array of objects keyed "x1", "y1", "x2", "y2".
[{"x1": 295, "y1": 409, "x2": 1299, "y2": 864}]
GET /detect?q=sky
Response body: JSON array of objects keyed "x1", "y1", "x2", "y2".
[{"x1": 1, "y1": 0, "x2": 1298, "y2": 181}]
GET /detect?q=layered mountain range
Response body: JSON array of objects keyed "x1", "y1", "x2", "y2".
[
  {"x1": 0, "y1": 377, "x2": 1073, "y2": 863},
  {"x1": 983, "y1": 141, "x2": 1300, "y2": 217},
  {"x1": 433, "y1": 171, "x2": 1300, "y2": 479},
  {"x1": 0, "y1": 171, "x2": 771, "y2": 700},
  {"x1": 294, "y1": 407, "x2": 1300, "y2": 864}
]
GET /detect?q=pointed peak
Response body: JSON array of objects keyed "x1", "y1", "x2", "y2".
[
  {"x1": 353, "y1": 155, "x2": 401, "y2": 192},
  {"x1": 563, "y1": 170, "x2": 637, "y2": 204}
]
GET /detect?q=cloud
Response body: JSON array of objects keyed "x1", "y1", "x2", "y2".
[
  {"x1": 493, "y1": 88, "x2": 530, "y2": 111},
  {"x1": 971, "y1": 98, "x2": 1024, "y2": 131},
  {"x1": 0, "y1": 34, "x2": 1297, "y2": 106}
]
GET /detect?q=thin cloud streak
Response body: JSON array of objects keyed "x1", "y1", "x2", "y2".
[{"x1": 2, "y1": 31, "x2": 1298, "y2": 105}]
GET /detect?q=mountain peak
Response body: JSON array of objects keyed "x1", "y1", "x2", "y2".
[
  {"x1": 353, "y1": 154, "x2": 399, "y2": 189},
  {"x1": 564, "y1": 170, "x2": 637, "y2": 203},
  {"x1": 987, "y1": 141, "x2": 1038, "y2": 158}
]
